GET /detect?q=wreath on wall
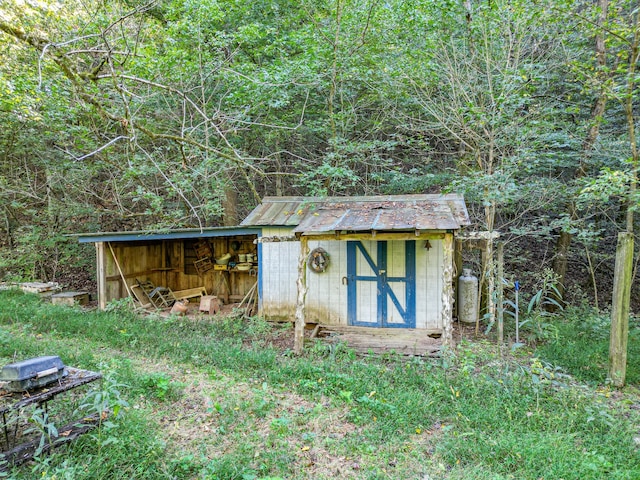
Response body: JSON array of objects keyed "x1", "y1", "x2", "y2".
[{"x1": 308, "y1": 247, "x2": 330, "y2": 273}]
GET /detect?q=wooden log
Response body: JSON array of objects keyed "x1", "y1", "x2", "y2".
[
  {"x1": 256, "y1": 235, "x2": 298, "y2": 243},
  {"x1": 19, "y1": 282, "x2": 59, "y2": 293},
  {"x1": 310, "y1": 324, "x2": 321, "y2": 339},
  {"x1": 441, "y1": 233, "x2": 454, "y2": 346},
  {"x1": 294, "y1": 236, "x2": 309, "y2": 354},
  {"x1": 609, "y1": 232, "x2": 634, "y2": 387},
  {"x1": 318, "y1": 324, "x2": 444, "y2": 356},
  {"x1": 484, "y1": 235, "x2": 496, "y2": 337},
  {"x1": 173, "y1": 286, "x2": 207, "y2": 301},
  {"x1": 454, "y1": 238, "x2": 463, "y2": 318},
  {"x1": 322, "y1": 334, "x2": 441, "y2": 356}
]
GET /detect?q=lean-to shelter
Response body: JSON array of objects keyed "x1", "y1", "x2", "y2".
[{"x1": 76, "y1": 227, "x2": 260, "y2": 310}]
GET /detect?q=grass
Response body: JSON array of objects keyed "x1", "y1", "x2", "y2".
[
  {"x1": 0, "y1": 289, "x2": 638, "y2": 479},
  {"x1": 535, "y1": 305, "x2": 640, "y2": 385}
]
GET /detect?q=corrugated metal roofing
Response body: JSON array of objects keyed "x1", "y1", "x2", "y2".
[
  {"x1": 239, "y1": 196, "x2": 312, "y2": 227},
  {"x1": 74, "y1": 226, "x2": 261, "y2": 243},
  {"x1": 241, "y1": 194, "x2": 470, "y2": 233}
]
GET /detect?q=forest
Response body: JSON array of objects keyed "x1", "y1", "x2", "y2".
[{"x1": 1, "y1": 2, "x2": 639, "y2": 319}]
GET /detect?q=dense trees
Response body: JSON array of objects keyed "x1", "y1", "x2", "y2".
[{"x1": 0, "y1": 0, "x2": 638, "y2": 319}]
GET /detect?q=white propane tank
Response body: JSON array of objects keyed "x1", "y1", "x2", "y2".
[{"x1": 458, "y1": 268, "x2": 478, "y2": 324}]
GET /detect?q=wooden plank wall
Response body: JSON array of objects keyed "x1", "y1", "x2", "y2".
[
  {"x1": 260, "y1": 227, "x2": 299, "y2": 319},
  {"x1": 305, "y1": 240, "x2": 348, "y2": 325},
  {"x1": 105, "y1": 242, "x2": 163, "y2": 302},
  {"x1": 416, "y1": 239, "x2": 443, "y2": 330}
]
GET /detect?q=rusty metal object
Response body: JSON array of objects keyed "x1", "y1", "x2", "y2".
[
  {"x1": 0, "y1": 367, "x2": 102, "y2": 471},
  {"x1": 241, "y1": 194, "x2": 470, "y2": 233}
]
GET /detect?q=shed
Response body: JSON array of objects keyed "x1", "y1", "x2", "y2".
[
  {"x1": 241, "y1": 194, "x2": 471, "y2": 351},
  {"x1": 76, "y1": 227, "x2": 261, "y2": 310}
]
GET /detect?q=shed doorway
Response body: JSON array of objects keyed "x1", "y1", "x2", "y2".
[{"x1": 346, "y1": 240, "x2": 416, "y2": 328}]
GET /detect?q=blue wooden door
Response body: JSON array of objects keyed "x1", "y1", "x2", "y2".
[{"x1": 346, "y1": 240, "x2": 416, "y2": 328}]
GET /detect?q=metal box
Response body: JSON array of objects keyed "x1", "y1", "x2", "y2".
[{"x1": 0, "y1": 356, "x2": 68, "y2": 392}]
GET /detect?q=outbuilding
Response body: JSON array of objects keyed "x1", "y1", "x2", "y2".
[{"x1": 241, "y1": 194, "x2": 471, "y2": 352}]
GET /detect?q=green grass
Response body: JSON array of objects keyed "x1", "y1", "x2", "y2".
[
  {"x1": 535, "y1": 306, "x2": 640, "y2": 385},
  {"x1": 0, "y1": 289, "x2": 639, "y2": 479}
]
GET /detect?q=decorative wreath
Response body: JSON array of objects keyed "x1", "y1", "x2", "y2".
[{"x1": 308, "y1": 247, "x2": 330, "y2": 273}]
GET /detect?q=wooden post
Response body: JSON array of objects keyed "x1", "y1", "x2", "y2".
[
  {"x1": 454, "y1": 238, "x2": 463, "y2": 318},
  {"x1": 497, "y1": 241, "x2": 504, "y2": 346},
  {"x1": 294, "y1": 235, "x2": 309, "y2": 354},
  {"x1": 609, "y1": 232, "x2": 634, "y2": 387},
  {"x1": 478, "y1": 239, "x2": 489, "y2": 336},
  {"x1": 485, "y1": 236, "x2": 495, "y2": 336},
  {"x1": 96, "y1": 242, "x2": 107, "y2": 310},
  {"x1": 442, "y1": 233, "x2": 455, "y2": 346}
]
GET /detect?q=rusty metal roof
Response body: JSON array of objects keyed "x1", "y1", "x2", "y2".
[
  {"x1": 241, "y1": 194, "x2": 470, "y2": 233},
  {"x1": 240, "y1": 196, "x2": 313, "y2": 227}
]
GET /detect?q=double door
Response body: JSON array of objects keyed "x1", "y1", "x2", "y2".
[{"x1": 346, "y1": 240, "x2": 416, "y2": 328}]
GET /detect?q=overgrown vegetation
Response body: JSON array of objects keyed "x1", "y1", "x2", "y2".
[
  {"x1": 0, "y1": 290, "x2": 638, "y2": 479},
  {"x1": 536, "y1": 305, "x2": 640, "y2": 385}
]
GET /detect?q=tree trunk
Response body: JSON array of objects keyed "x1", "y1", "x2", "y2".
[
  {"x1": 294, "y1": 236, "x2": 309, "y2": 354},
  {"x1": 222, "y1": 185, "x2": 239, "y2": 227},
  {"x1": 551, "y1": 230, "x2": 571, "y2": 307},
  {"x1": 442, "y1": 233, "x2": 454, "y2": 346}
]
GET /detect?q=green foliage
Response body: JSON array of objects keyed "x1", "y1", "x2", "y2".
[
  {"x1": 501, "y1": 269, "x2": 564, "y2": 344},
  {"x1": 580, "y1": 168, "x2": 640, "y2": 211},
  {"x1": 0, "y1": 0, "x2": 637, "y2": 319},
  {"x1": 138, "y1": 372, "x2": 183, "y2": 402},
  {"x1": 24, "y1": 407, "x2": 59, "y2": 457},
  {"x1": 79, "y1": 366, "x2": 130, "y2": 422},
  {"x1": 104, "y1": 296, "x2": 136, "y2": 314}
]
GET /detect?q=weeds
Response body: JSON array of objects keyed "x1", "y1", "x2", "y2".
[
  {"x1": 104, "y1": 297, "x2": 136, "y2": 314},
  {"x1": 24, "y1": 407, "x2": 59, "y2": 457},
  {"x1": 139, "y1": 372, "x2": 183, "y2": 401},
  {"x1": 501, "y1": 268, "x2": 563, "y2": 344}
]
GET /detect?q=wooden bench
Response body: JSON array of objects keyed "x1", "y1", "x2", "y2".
[{"x1": 172, "y1": 286, "x2": 207, "y2": 301}]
